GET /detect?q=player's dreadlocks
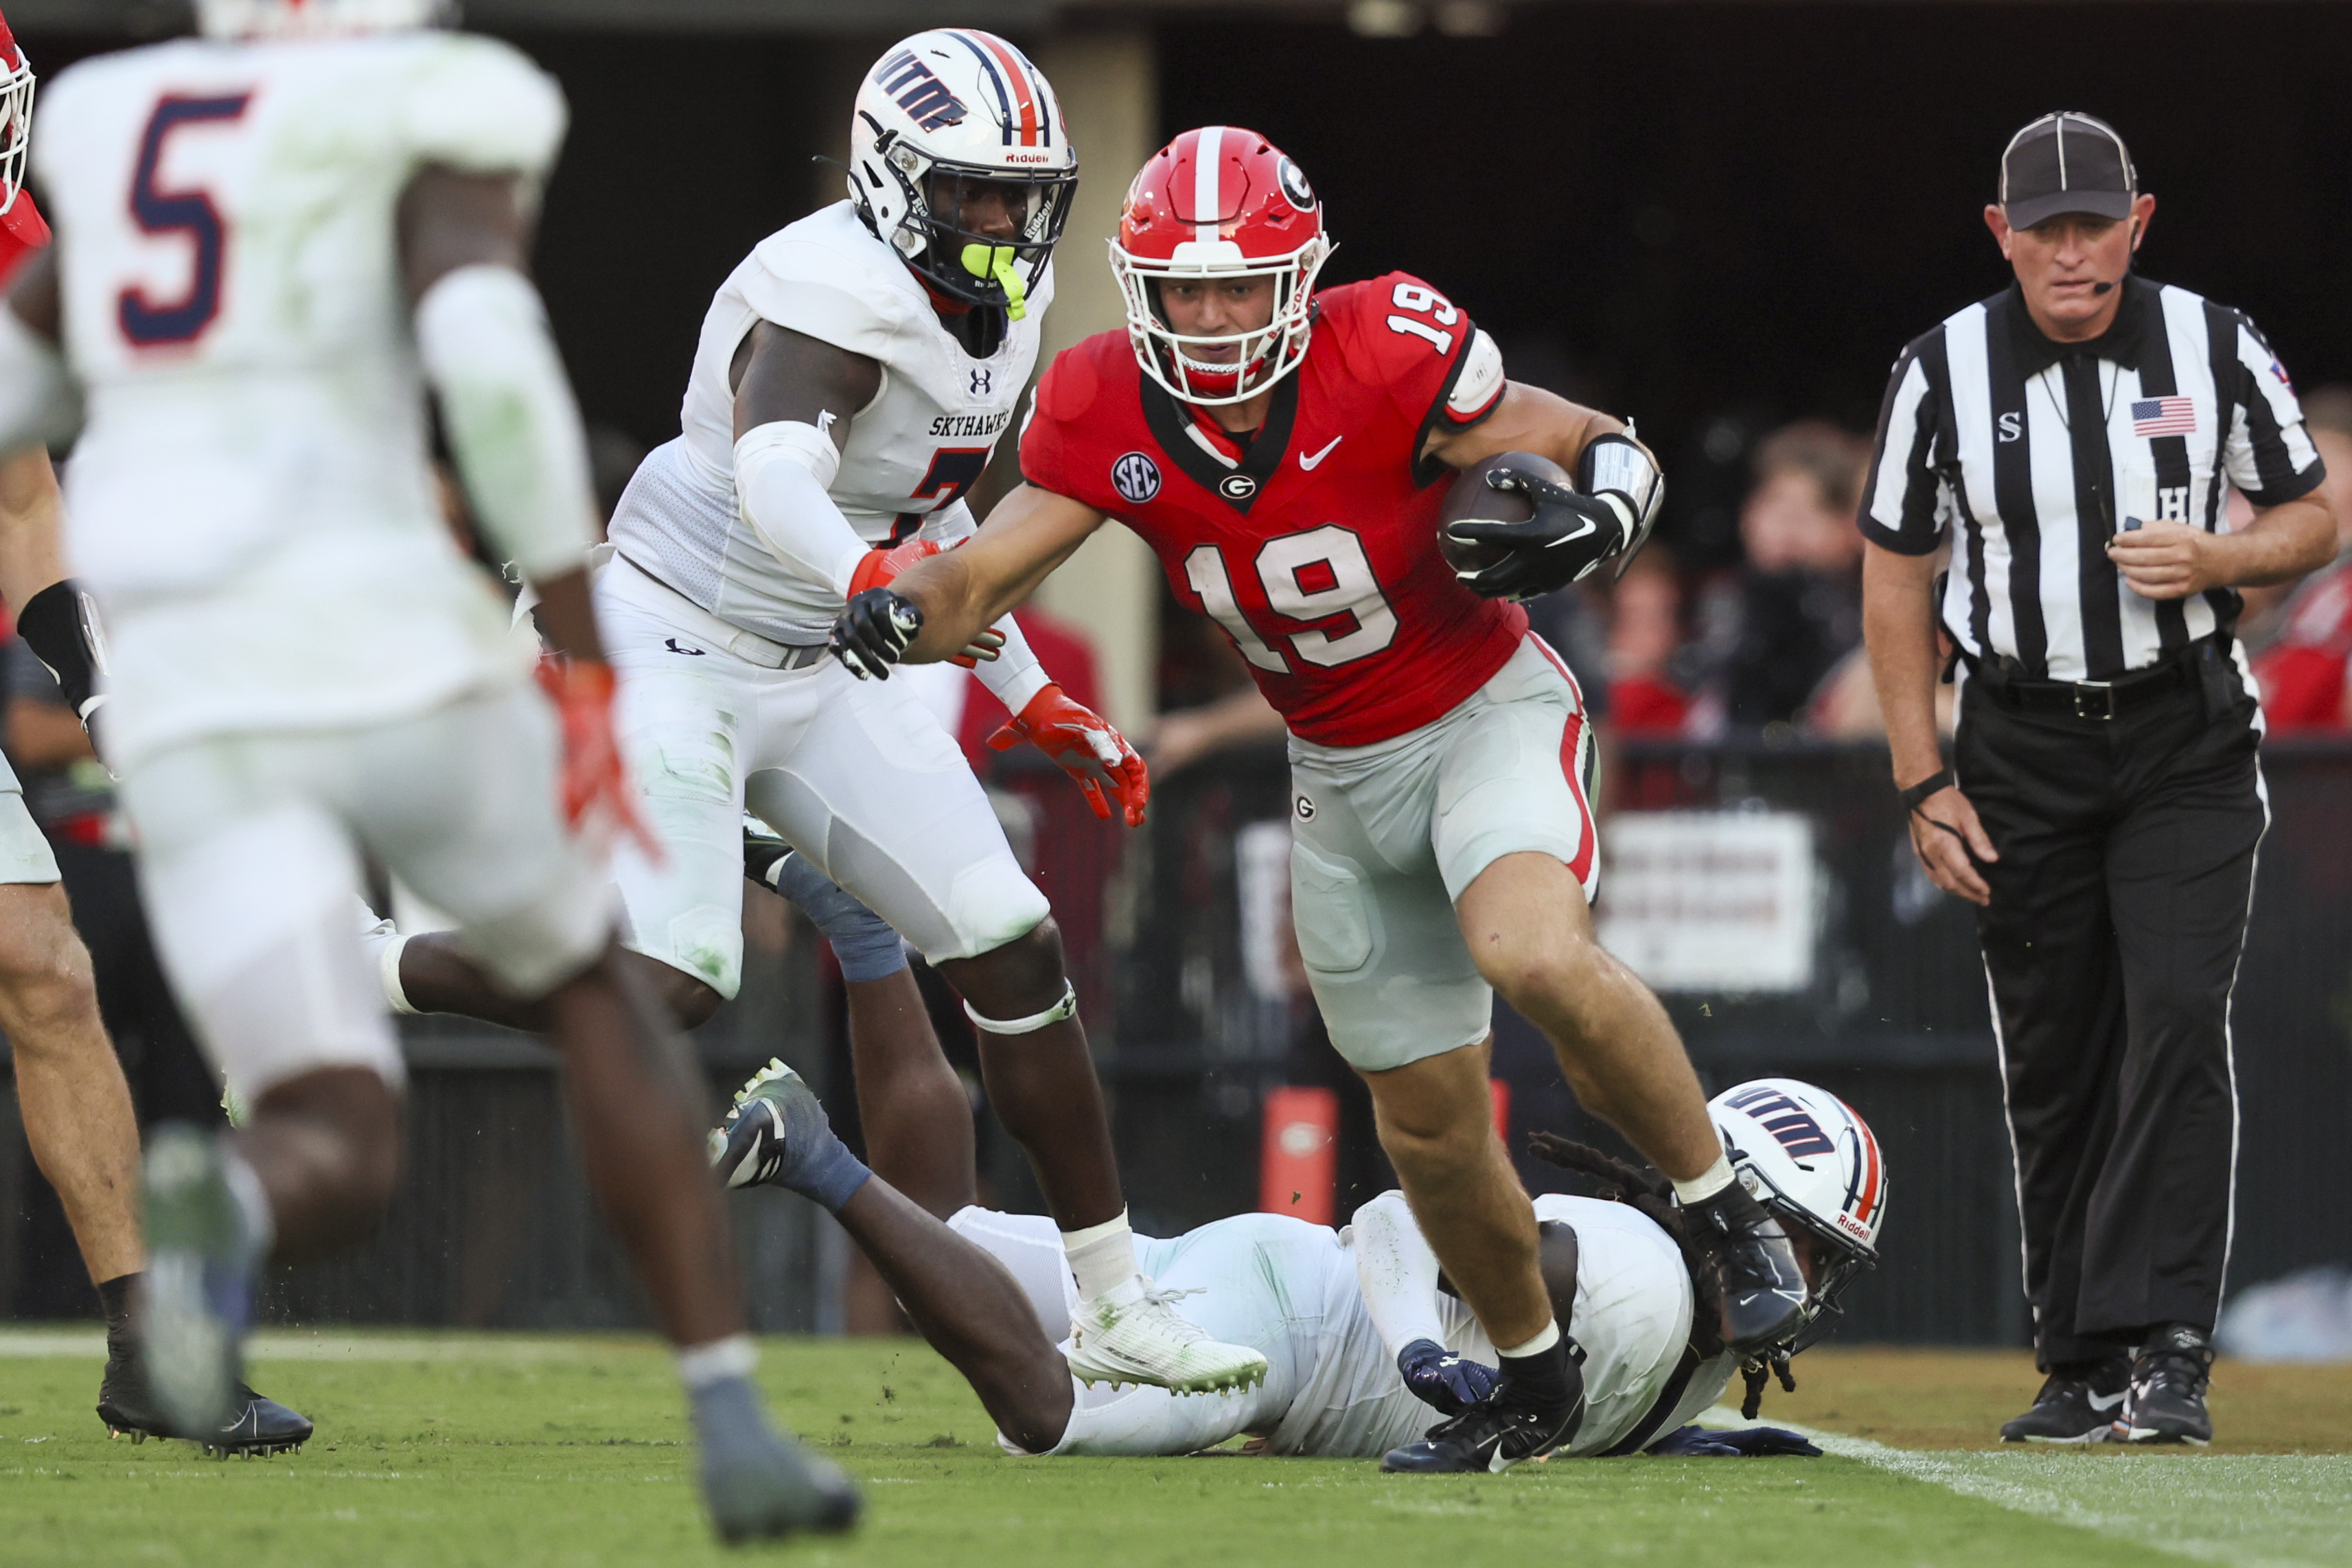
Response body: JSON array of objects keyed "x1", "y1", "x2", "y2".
[{"x1": 1527, "y1": 1130, "x2": 1797, "y2": 1419}]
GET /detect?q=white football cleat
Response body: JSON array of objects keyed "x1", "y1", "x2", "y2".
[{"x1": 1065, "y1": 1280, "x2": 1268, "y2": 1395}]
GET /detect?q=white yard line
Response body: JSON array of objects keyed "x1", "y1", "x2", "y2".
[{"x1": 1700, "y1": 1405, "x2": 2352, "y2": 1568}]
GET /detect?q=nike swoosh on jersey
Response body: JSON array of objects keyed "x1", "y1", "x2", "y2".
[{"x1": 1299, "y1": 436, "x2": 1344, "y2": 470}]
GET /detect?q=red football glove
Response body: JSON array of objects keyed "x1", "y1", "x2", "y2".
[
  {"x1": 535, "y1": 656, "x2": 660, "y2": 861},
  {"x1": 846, "y1": 538, "x2": 941, "y2": 597},
  {"x1": 987, "y1": 683, "x2": 1151, "y2": 827},
  {"x1": 846, "y1": 538, "x2": 1003, "y2": 668}
]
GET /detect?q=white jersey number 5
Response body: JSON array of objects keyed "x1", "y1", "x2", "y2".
[{"x1": 1183, "y1": 526, "x2": 1399, "y2": 673}]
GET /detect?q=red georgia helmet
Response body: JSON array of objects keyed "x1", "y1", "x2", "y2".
[
  {"x1": 1109, "y1": 126, "x2": 1332, "y2": 406},
  {"x1": 0, "y1": 10, "x2": 32, "y2": 216}
]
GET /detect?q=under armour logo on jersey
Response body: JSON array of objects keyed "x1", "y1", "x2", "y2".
[
  {"x1": 665, "y1": 638, "x2": 707, "y2": 656},
  {"x1": 1219, "y1": 473, "x2": 1260, "y2": 502},
  {"x1": 1998, "y1": 412, "x2": 2023, "y2": 443},
  {"x1": 1111, "y1": 452, "x2": 1162, "y2": 504},
  {"x1": 970, "y1": 368, "x2": 992, "y2": 396}
]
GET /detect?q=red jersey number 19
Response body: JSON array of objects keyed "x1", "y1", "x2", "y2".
[{"x1": 1183, "y1": 526, "x2": 1399, "y2": 674}]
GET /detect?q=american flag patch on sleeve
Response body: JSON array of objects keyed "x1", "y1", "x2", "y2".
[{"x1": 2132, "y1": 397, "x2": 2197, "y2": 438}]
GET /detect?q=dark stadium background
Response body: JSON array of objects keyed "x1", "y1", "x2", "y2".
[
  {"x1": 16, "y1": 6, "x2": 2352, "y2": 562},
  {"x1": 4, "y1": 2, "x2": 2349, "y2": 1345}
]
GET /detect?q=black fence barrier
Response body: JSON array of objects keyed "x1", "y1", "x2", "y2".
[
  {"x1": 5, "y1": 739, "x2": 2345, "y2": 1344},
  {"x1": 1100, "y1": 735, "x2": 2352, "y2": 1348}
]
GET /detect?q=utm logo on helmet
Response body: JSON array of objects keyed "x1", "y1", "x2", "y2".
[
  {"x1": 846, "y1": 30, "x2": 1078, "y2": 319},
  {"x1": 0, "y1": 8, "x2": 32, "y2": 217},
  {"x1": 1111, "y1": 126, "x2": 1333, "y2": 408},
  {"x1": 1705, "y1": 1077, "x2": 1887, "y2": 1352}
]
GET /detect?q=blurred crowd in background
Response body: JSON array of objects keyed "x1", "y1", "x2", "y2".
[{"x1": 1150, "y1": 382, "x2": 2352, "y2": 780}]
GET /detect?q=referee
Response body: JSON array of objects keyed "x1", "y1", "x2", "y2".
[{"x1": 1860, "y1": 112, "x2": 2334, "y2": 1446}]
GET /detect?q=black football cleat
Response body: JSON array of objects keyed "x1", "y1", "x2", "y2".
[
  {"x1": 2119, "y1": 1325, "x2": 2214, "y2": 1446},
  {"x1": 1381, "y1": 1350, "x2": 1586, "y2": 1474},
  {"x1": 741, "y1": 815, "x2": 793, "y2": 890},
  {"x1": 100, "y1": 1353, "x2": 314, "y2": 1457},
  {"x1": 1998, "y1": 1356, "x2": 2129, "y2": 1443},
  {"x1": 1682, "y1": 1181, "x2": 1808, "y2": 1357}
]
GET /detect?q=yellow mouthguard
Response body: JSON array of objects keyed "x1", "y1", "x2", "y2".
[{"x1": 960, "y1": 243, "x2": 1028, "y2": 321}]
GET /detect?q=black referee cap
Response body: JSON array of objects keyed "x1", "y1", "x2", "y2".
[{"x1": 2000, "y1": 112, "x2": 2136, "y2": 228}]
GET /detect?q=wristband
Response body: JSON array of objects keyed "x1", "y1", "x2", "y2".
[
  {"x1": 16, "y1": 578, "x2": 102, "y2": 718},
  {"x1": 1896, "y1": 769, "x2": 1953, "y2": 814}
]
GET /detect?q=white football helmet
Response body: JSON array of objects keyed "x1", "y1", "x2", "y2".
[
  {"x1": 194, "y1": 0, "x2": 447, "y2": 41},
  {"x1": 844, "y1": 30, "x2": 1076, "y2": 319},
  {"x1": 0, "y1": 10, "x2": 31, "y2": 216},
  {"x1": 1707, "y1": 1078, "x2": 1886, "y2": 1349}
]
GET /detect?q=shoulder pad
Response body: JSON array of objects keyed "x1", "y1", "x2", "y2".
[
  {"x1": 737, "y1": 216, "x2": 919, "y2": 363},
  {"x1": 399, "y1": 34, "x2": 568, "y2": 179},
  {"x1": 0, "y1": 191, "x2": 50, "y2": 251},
  {"x1": 1446, "y1": 330, "x2": 1506, "y2": 423},
  {"x1": 1036, "y1": 336, "x2": 1111, "y2": 424}
]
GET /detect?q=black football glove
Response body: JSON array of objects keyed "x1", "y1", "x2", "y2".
[
  {"x1": 1647, "y1": 1424, "x2": 1823, "y2": 1458},
  {"x1": 829, "y1": 587, "x2": 923, "y2": 680},
  {"x1": 1446, "y1": 469, "x2": 1639, "y2": 603},
  {"x1": 1396, "y1": 1338, "x2": 1501, "y2": 1416}
]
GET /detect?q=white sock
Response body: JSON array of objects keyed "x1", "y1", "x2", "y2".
[
  {"x1": 677, "y1": 1333, "x2": 758, "y2": 1392},
  {"x1": 357, "y1": 921, "x2": 417, "y2": 1016},
  {"x1": 1497, "y1": 1319, "x2": 1561, "y2": 1359},
  {"x1": 1061, "y1": 1209, "x2": 1140, "y2": 1304},
  {"x1": 1671, "y1": 1155, "x2": 1736, "y2": 1206}
]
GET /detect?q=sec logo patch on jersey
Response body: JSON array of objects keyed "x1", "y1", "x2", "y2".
[{"x1": 1112, "y1": 451, "x2": 1162, "y2": 504}]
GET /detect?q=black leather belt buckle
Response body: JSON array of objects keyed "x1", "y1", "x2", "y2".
[{"x1": 2072, "y1": 682, "x2": 2118, "y2": 721}]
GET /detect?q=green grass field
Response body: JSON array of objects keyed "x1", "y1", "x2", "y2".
[{"x1": 2, "y1": 1332, "x2": 2347, "y2": 1567}]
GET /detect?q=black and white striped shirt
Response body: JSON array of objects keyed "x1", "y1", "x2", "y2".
[{"x1": 1861, "y1": 277, "x2": 2325, "y2": 682}]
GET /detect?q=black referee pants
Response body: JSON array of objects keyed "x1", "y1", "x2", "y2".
[{"x1": 1955, "y1": 671, "x2": 2265, "y2": 1370}]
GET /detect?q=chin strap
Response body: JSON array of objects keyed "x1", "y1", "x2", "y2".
[{"x1": 963, "y1": 981, "x2": 1077, "y2": 1035}]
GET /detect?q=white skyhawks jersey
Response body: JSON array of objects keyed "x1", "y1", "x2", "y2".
[
  {"x1": 1295, "y1": 1193, "x2": 1728, "y2": 1459},
  {"x1": 32, "y1": 32, "x2": 566, "y2": 767},
  {"x1": 608, "y1": 200, "x2": 1054, "y2": 646}
]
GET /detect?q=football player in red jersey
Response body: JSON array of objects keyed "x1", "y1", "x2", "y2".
[
  {"x1": 832, "y1": 127, "x2": 1811, "y2": 1473},
  {"x1": 0, "y1": 11, "x2": 311, "y2": 1451}
]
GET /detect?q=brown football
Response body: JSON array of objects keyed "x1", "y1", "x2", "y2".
[{"x1": 1438, "y1": 450, "x2": 1572, "y2": 577}]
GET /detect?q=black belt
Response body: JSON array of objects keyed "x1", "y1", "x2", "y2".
[{"x1": 1972, "y1": 638, "x2": 2213, "y2": 723}]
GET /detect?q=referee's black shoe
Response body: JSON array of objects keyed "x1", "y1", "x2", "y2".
[
  {"x1": 1998, "y1": 1357, "x2": 2129, "y2": 1443},
  {"x1": 1681, "y1": 1182, "x2": 1808, "y2": 1358},
  {"x1": 1381, "y1": 1339, "x2": 1586, "y2": 1473},
  {"x1": 2119, "y1": 1325, "x2": 2215, "y2": 1446}
]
